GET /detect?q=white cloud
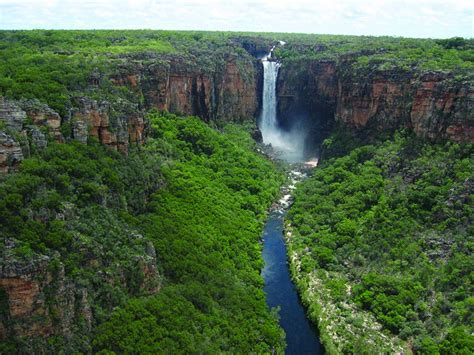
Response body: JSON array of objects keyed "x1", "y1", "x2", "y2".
[{"x1": 0, "y1": 0, "x2": 472, "y2": 38}]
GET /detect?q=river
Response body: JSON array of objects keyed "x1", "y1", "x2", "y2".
[
  {"x1": 259, "y1": 43, "x2": 323, "y2": 354},
  {"x1": 261, "y1": 166, "x2": 324, "y2": 354}
]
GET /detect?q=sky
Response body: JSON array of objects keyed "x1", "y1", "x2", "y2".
[{"x1": 0, "y1": 0, "x2": 472, "y2": 38}]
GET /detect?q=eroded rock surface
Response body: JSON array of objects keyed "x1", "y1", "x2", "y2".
[{"x1": 278, "y1": 60, "x2": 473, "y2": 143}]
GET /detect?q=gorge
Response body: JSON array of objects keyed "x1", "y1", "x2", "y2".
[
  {"x1": 0, "y1": 31, "x2": 473, "y2": 354},
  {"x1": 1, "y1": 33, "x2": 472, "y2": 175},
  {"x1": 259, "y1": 44, "x2": 323, "y2": 353}
]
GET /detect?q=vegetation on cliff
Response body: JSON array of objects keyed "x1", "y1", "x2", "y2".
[
  {"x1": 274, "y1": 35, "x2": 473, "y2": 75},
  {"x1": 0, "y1": 111, "x2": 285, "y2": 352},
  {"x1": 287, "y1": 133, "x2": 473, "y2": 353},
  {"x1": 1, "y1": 30, "x2": 471, "y2": 119},
  {"x1": 0, "y1": 30, "x2": 257, "y2": 117}
]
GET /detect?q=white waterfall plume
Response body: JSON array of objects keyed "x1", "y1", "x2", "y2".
[
  {"x1": 259, "y1": 44, "x2": 305, "y2": 162},
  {"x1": 260, "y1": 47, "x2": 281, "y2": 142}
]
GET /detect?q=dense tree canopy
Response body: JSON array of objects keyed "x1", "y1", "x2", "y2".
[
  {"x1": 0, "y1": 112, "x2": 285, "y2": 353},
  {"x1": 288, "y1": 133, "x2": 473, "y2": 353}
]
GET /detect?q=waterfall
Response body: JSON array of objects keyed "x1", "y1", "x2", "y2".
[
  {"x1": 260, "y1": 48, "x2": 281, "y2": 143},
  {"x1": 259, "y1": 44, "x2": 305, "y2": 163}
]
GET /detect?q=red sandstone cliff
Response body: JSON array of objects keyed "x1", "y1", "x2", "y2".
[
  {"x1": 111, "y1": 54, "x2": 259, "y2": 122},
  {"x1": 277, "y1": 60, "x2": 473, "y2": 143},
  {"x1": 0, "y1": 237, "x2": 160, "y2": 349}
]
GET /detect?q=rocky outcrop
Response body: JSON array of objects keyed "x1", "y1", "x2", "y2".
[
  {"x1": 0, "y1": 132, "x2": 23, "y2": 173},
  {"x1": 72, "y1": 119, "x2": 88, "y2": 144},
  {"x1": 277, "y1": 60, "x2": 474, "y2": 143},
  {"x1": 0, "y1": 99, "x2": 26, "y2": 172},
  {"x1": 0, "y1": 235, "x2": 160, "y2": 348},
  {"x1": 71, "y1": 97, "x2": 133, "y2": 152},
  {"x1": 19, "y1": 99, "x2": 63, "y2": 142},
  {"x1": 0, "y1": 98, "x2": 65, "y2": 172},
  {"x1": 112, "y1": 54, "x2": 259, "y2": 123},
  {"x1": 28, "y1": 126, "x2": 48, "y2": 150},
  {"x1": 0, "y1": 94, "x2": 146, "y2": 165},
  {"x1": 0, "y1": 97, "x2": 26, "y2": 132},
  {"x1": 0, "y1": 241, "x2": 85, "y2": 343}
]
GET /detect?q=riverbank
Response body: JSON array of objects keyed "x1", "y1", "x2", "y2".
[
  {"x1": 282, "y1": 158, "x2": 406, "y2": 353},
  {"x1": 284, "y1": 222, "x2": 406, "y2": 354},
  {"x1": 284, "y1": 136, "x2": 473, "y2": 354}
]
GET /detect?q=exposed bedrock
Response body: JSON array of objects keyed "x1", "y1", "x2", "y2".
[
  {"x1": 0, "y1": 236, "x2": 160, "y2": 349},
  {"x1": 276, "y1": 59, "x2": 473, "y2": 145},
  {"x1": 112, "y1": 53, "x2": 260, "y2": 123}
]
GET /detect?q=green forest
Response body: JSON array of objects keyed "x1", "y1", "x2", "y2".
[
  {"x1": 274, "y1": 35, "x2": 473, "y2": 74},
  {"x1": 0, "y1": 111, "x2": 285, "y2": 353},
  {"x1": 288, "y1": 133, "x2": 474, "y2": 353},
  {"x1": 1, "y1": 29, "x2": 473, "y2": 354}
]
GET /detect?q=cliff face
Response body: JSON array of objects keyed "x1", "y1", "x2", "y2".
[
  {"x1": 0, "y1": 235, "x2": 160, "y2": 350},
  {"x1": 113, "y1": 54, "x2": 259, "y2": 123},
  {"x1": 277, "y1": 60, "x2": 337, "y2": 145},
  {"x1": 0, "y1": 98, "x2": 59, "y2": 173},
  {"x1": 0, "y1": 243, "x2": 91, "y2": 343},
  {"x1": 409, "y1": 72, "x2": 473, "y2": 141},
  {"x1": 1, "y1": 53, "x2": 259, "y2": 173},
  {"x1": 277, "y1": 59, "x2": 473, "y2": 143},
  {"x1": 70, "y1": 97, "x2": 144, "y2": 153}
]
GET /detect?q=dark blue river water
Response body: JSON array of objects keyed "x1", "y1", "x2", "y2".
[{"x1": 262, "y1": 211, "x2": 324, "y2": 355}]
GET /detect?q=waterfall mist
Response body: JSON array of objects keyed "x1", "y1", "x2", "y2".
[{"x1": 258, "y1": 48, "x2": 310, "y2": 163}]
